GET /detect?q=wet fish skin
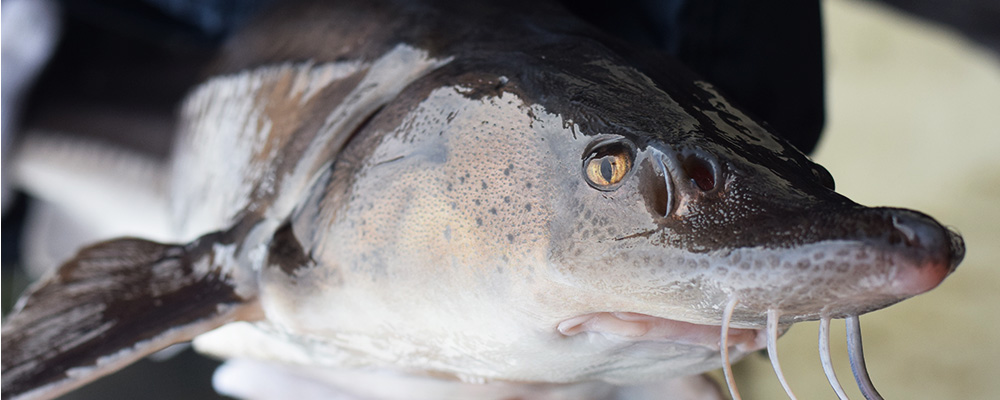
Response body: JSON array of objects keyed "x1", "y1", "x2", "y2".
[{"x1": 1, "y1": 1, "x2": 963, "y2": 399}]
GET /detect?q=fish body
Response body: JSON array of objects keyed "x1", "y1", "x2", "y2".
[{"x1": 2, "y1": 1, "x2": 964, "y2": 399}]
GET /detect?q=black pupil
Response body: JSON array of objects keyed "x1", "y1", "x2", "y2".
[{"x1": 600, "y1": 158, "x2": 614, "y2": 181}]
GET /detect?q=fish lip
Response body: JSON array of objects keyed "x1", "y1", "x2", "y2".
[{"x1": 556, "y1": 311, "x2": 768, "y2": 353}]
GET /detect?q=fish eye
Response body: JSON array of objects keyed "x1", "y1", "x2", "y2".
[{"x1": 583, "y1": 141, "x2": 634, "y2": 190}]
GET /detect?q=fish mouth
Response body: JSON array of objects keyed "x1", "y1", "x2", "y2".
[
  {"x1": 556, "y1": 311, "x2": 768, "y2": 353},
  {"x1": 554, "y1": 309, "x2": 900, "y2": 400}
]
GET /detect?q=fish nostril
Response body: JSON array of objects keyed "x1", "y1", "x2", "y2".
[
  {"x1": 639, "y1": 157, "x2": 673, "y2": 217},
  {"x1": 681, "y1": 154, "x2": 717, "y2": 191},
  {"x1": 891, "y1": 216, "x2": 921, "y2": 248},
  {"x1": 889, "y1": 212, "x2": 948, "y2": 253}
]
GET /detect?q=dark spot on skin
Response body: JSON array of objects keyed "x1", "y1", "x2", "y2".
[
  {"x1": 840, "y1": 262, "x2": 854, "y2": 273},
  {"x1": 489, "y1": 208, "x2": 498, "y2": 215},
  {"x1": 525, "y1": 203, "x2": 532, "y2": 211},
  {"x1": 731, "y1": 253, "x2": 742, "y2": 264},
  {"x1": 504, "y1": 196, "x2": 511, "y2": 203},
  {"x1": 503, "y1": 163, "x2": 515, "y2": 177},
  {"x1": 482, "y1": 181, "x2": 488, "y2": 190},
  {"x1": 474, "y1": 199, "x2": 481, "y2": 206},
  {"x1": 476, "y1": 217, "x2": 483, "y2": 226},
  {"x1": 507, "y1": 234, "x2": 515, "y2": 243},
  {"x1": 526, "y1": 182, "x2": 533, "y2": 189}
]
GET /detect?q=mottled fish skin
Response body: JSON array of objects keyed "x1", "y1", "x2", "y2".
[
  {"x1": 191, "y1": 0, "x2": 961, "y2": 387},
  {"x1": 2, "y1": 0, "x2": 964, "y2": 399}
]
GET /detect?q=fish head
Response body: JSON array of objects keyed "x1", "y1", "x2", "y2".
[
  {"x1": 523, "y1": 52, "x2": 965, "y2": 321},
  {"x1": 255, "y1": 44, "x2": 964, "y2": 384},
  {"x1": 486, "y1": 49, "x2": 967, "y2": 381}
]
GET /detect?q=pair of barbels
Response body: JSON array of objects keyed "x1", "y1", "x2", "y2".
[{"x1": 720, "y1": 299, "x2": 883, "y2": 400}]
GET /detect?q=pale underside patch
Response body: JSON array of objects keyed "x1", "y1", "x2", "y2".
[{"x1": 210, "y1": 358, "x2": 725, "y2": 400}]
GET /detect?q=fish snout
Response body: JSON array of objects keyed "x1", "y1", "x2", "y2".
[
  {"x1": 701, "y1": 206, "x2": 964, "y2": 324},
  {"x1": 879, "y1": 207, "x2": 963, "y2": 296}
]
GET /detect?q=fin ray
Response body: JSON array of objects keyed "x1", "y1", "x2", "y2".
[{"x1": 1, "y1": 236, "x2": 260, "y2": 400}]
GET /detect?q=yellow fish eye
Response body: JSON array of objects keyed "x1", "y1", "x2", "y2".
[{"x1": 583, "y1": 143, "x2": 633, "y2": 189}]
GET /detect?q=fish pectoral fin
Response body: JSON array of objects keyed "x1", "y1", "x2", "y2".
[{"x1": 1, "y1": 235, "x2": 262, "y2": 400}]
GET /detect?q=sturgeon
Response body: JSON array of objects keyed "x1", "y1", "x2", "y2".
[{"x1": 2, "y1": 1, "x2": 965, "y2": 399}]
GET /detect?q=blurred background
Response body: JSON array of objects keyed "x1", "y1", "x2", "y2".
[
  {"x1": 735, "y1": 1, "x2": 1000, "y2": 398},
  {"x1": 3, "y1": 0, "x2": 999, "y2": 399}
]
